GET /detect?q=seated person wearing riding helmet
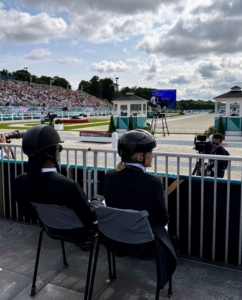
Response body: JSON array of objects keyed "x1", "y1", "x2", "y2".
[
  {"x1": 104, "y1": 129, "x2": 177, "y2": 289},
  {"x1": 13, "y1": 125, "x2": 99, "y2": 248}
]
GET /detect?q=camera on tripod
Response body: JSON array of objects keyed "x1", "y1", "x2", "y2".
[
  {"x1": 193, "y1": 135, "x2": 211, "y2": 154},
  {"x1": 193, "y1": 135, "x2": 212, "y2": 176}
]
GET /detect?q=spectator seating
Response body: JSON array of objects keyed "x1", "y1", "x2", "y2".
[
  {"x1": 0, "y1": 79, "x2": 112, "y2": 110},
  {"x1": 88, "y1": 205, "x2": 173, "y2": 300},
  {"x1": 30, "y1": 202, "x2": 97, "y2": 300}
]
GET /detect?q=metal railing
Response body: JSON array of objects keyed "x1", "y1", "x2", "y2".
[
  {"x1": 0, "y1": 144, "x2": 242, "y2": 267},
  {"x1": 0, "y1": 110, "x2": 112, "y2": 121}
]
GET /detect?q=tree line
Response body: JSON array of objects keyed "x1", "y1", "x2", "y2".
[
  {"x1": 0, "y1": 69, "x2": 70, "y2": 90},
  {"x1": 177, "y1": 100, "x2": 215, "y2": 110},
  {"x1": 78, "y1": 76, "x2": 152, "y2": 102},
  {"x1": 1, "y1": 69, "x2": 216, "y2": 109}
]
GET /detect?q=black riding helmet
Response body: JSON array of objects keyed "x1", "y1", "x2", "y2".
[
  {"x1": 118, "y1": 129, "x2": 156, "y2": 164},
  {"x1": 22, "y1": 125, "x2": 63, "y2": 155}
]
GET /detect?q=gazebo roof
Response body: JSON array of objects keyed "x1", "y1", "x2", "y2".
[
  {"x1": 112, "y1": 93, "x2": 148, "y2": 102},
  {"x1": 214, "y1": 86, "x2": 242, "y2": 100}
]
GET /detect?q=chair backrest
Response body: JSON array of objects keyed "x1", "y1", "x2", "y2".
[
  {"x1": 95, "y1": 205, "x2": 154, "y2": 244},
  {"x1": 31, "y1": 202, "x2": 85, "y2": 230}
]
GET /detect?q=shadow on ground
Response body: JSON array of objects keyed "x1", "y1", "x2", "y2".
[{"x1": 0, "y1": 219, "x2": 241, "y2": 300}]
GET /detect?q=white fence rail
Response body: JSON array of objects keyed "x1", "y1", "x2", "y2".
[{"x1": 0, "y1": 144, "x2": 242, "y2": 267}]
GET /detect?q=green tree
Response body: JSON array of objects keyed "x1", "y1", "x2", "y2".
[
  {"x1": 134, "y1": 87, "x2": 150, "y2": 99},
  {"x1": 108, "y1": 115, "x2": 116, "y2": 136},
  {"x1": 217, "y1": 115, "x2": 225, "y2": 136},
  {"x1": 120, "y1": 86, "x2": 132, "y2": 95},
  {"x1": 78, "y1": 80, "x2": 90, "y2": 92},
  {"x1": 53, "y1": 76, "x2": 70, "y2": 89},
  {"x1": 12, "y1": 69, "x2": 31, "y2": 81},
  {"x1": 128, "y1": 116, "x2": 134, "y2": 131},
  {"x1": 88, "y1": 76, "x2": 102, "y2": 98},
  {"x1": 37, "y1": 75, "x2": 53, "y2": 85},
  {"x1": 99, "y1": 78, "x2": 115, "y2": 101},
  {"x1": 0, "y1": 69, "x2": 9, "y2": 76}
]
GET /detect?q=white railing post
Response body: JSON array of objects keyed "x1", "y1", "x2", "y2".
[{"x1": 112, "y1": 132, "x2": 118, "y2": 167}]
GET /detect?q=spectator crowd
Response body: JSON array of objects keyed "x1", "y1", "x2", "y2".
[{"x1": 0, "y1": 80, "x2": 112, "y2": 111}]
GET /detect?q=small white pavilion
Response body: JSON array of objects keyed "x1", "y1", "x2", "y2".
[
  {"x1": 112, "y1": 93, "x2": 148, "y2": 131},
  {"x1": 214, "y1": 86, "x2": 242, "y2": 140}
]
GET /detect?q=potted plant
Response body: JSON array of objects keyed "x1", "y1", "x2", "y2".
[{"x1": 54, "y1": 119, "x2": 63, "y2": 131}]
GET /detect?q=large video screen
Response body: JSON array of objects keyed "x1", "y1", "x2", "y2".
[{"x1": 150, "y1": 89, "x2": 176, "y2": 108}]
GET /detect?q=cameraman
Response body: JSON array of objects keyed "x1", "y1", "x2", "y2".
[
  {"x1": 201, "y1": 133, "x2": 227, "y2": 178},
  {"x1": 0, "y1": 134, "x2": 13, "y2": 158},
  {"x1": 47, "y1": 112, "x2": 55, "y2": 127}
]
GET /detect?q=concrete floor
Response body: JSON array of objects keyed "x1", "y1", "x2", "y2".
[{"x1": 0, "y1": 218, "x2": 242, "y2": 300}]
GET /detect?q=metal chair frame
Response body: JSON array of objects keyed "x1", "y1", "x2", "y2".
[
  {"x1": 88, "y1": 233, "x2": 173, "y2": 300},
  {"x1": 30, "y1": 204, "x2": 97, "y2": 300}
]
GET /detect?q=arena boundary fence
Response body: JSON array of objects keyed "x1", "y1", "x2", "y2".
[
  {"x1": 0, "y1": 144, "x2": 242, "y2": 269},
  {"x1": 0, "y1": 110, "x2": 112, "y2": 121}
]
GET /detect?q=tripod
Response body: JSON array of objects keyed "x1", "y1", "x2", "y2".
[
  {"x1": 150, "y1": 112, "x2": 169, "y2": 137},
  {"x1": 192, "y1": 150, "x2": 209, "y2": 176}
]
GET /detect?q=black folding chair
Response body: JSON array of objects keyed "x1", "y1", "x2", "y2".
[
  {"x1": 88, "y1": 205, "x2": 173, "y2": 300},
  {"x1": 30, "y1": 202, "x2": 97, "y2": 300}
]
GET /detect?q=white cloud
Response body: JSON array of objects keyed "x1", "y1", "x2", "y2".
[
  {"x1": 0, "y1": 7, "x2": 68, "y2": 44},
  {"x1": 137, "y1": 1, "x2": 242, "y2": 59},
  {"x1": 25, "y1": 48, "x2": 51, "y2": 60},
  {"x1": 22, "y1": 0, "x2": 178, "y2": 15},
  {"x1": 21, "y1": 0, "x2": 175, "y2": 44},
  {"x1": 169, "y1": 75, "x2": 191, "y2": 84},
  {"x1": 136, "y1": 57, "x2": 161, "y2": 74},
  {"x1": 56, "y1": 57, "x2": 83, "y2": 65},
  {"x1": 2, "y1": 0, "x2": 242, "y2": 101},
  {"x1": 145, "y1": 74, "x2": 155, "y2": 80},
  {"x1": 197, "y1": 62, "x2": 221, "y2": 78},
  {"x1": 90, "y1": 60, "x2": 129, "y2": 72}
]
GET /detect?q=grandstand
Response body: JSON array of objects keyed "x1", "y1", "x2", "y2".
[{"x1": 0, "y1": 79, "x2": 112, "y2": 114}]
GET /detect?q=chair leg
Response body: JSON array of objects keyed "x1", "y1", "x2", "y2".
[
  {"x1": 61, "y1": 240, "x2": 68, "y2": 266},
  {"x1": 111, "y1": 252, "x2": 117, "y2": 279},
  {"x1": 155, "y1": 284, "x2": 160, "y2": 300},
  {"x1": 88, "y1": 238, "x2": 101, "y2": 300},
  {"x1": 30, "y1": 227, "x2": 44, "y2": 296},
  {"x1": 166, "y1": 278, "x2": 173, "y2": 299},
  {"x1": 84, "y1": 238, "x2": 95, "y2": 300},
  {"x1": 107, "y1": 250, "x2": 112, "y2": 279}
]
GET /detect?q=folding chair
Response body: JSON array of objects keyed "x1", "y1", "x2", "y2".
[
  {"x1": 30, "y1": 202, "x2": 97, "y2": 300},
  {"x1": 88, "y1": 205, "x2": 173, "y2": 300}
]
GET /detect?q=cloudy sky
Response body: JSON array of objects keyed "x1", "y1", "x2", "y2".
[{"x1": 0, "y1": 0, "x2": 242, "y2": 100}]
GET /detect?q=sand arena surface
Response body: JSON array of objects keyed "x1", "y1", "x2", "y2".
[{"x1": 1, "y1": 113, "x2": 242, "y2": 179}]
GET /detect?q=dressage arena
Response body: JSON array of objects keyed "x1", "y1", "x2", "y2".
[
  {"x1": 2, "y1": 113, "x2": 242, "y2": 179},
  {"x1": 3, "y1": 113, "x2": 241, "y2": 154}
]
